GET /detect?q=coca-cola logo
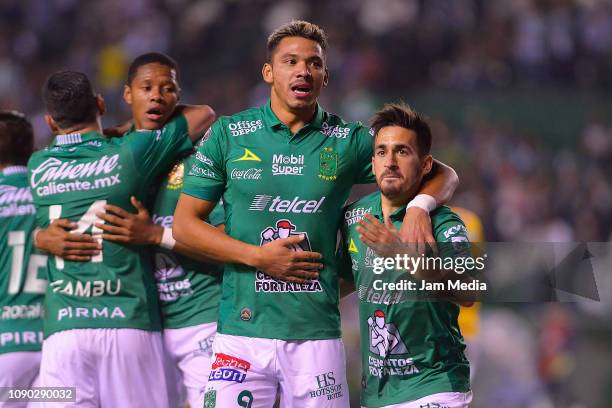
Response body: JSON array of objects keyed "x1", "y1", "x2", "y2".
[
  {"x1": 230, "y1": 168, "x2": 262, "y2": 180},
  {"x1": 30, "y1": 154, "x2": 120, "y2": 188},
  {"x1": 0, "y1": 185, "x2": 32, "y2": 204}
]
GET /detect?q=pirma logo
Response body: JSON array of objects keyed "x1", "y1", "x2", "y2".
[{"x1": 233, "y1": 148, "x2": 261, "y2": 162}]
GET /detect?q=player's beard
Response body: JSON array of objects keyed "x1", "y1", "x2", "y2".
[
  {"x1": 378, "y1": 171, "x2": 404, "y2": 200},
  {"x1": 379, "y1": 182, "x2": 398, "y2": 199}
]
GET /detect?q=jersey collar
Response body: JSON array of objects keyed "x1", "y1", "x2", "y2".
[
  {"x1": 372, "y1": 193, "x2": 408, "y2": 223},
  {"x1": 262, "y1": 100, "x2": 325, "y2": 130},
  {"x1": 52, "y1": 131, "x2": 103, "y2": 146},
  {"x1": 1, "y1": 166, "x2": 27, "y2": 176}
]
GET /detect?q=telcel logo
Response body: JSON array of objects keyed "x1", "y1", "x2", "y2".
[{"x1": 249, "y1": 195, "x2": 325, "y2": 213}]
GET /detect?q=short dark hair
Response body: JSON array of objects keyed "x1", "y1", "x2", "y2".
[
  {"x1": 127, "y1": 52, "x2": 177, "y2": 85},
  {"x1": 0, "y1": 111, "x2": 34, "y2": 165},
  {"x1": 267, "y1": 20, "x2": 328, "y2": 61},
  {"x1": 370, "y1": 102, "x2": 432, "y2": 157},
  {"x1": 42, "y1": 71, "x2": 98, "y2": 129}
]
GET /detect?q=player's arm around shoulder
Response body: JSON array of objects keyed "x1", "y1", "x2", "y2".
[
  {"x1": 27, "y1": 152, "x2": 102, "y2": 261},
  {"x1": 399, "y1": 159, "x2": 459, "y2": 256},
  {"x1": 174, "y1": 104, "x2": 216, "y2": 143},
  {"x1": 432, "y1": 207, "x2": 478, "y2": 307}
]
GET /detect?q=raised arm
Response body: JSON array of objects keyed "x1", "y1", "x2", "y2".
[{"x1": 174, "y1": 105, "x2": 216, "y2": 143}]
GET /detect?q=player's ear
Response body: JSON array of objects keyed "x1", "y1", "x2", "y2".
[
  {"x1": 262, "y1": 62, "x2": 273, "y2": 85},
  {"x1": 422, "y1": 155, "x2": 433, "y2": 176},
  {"x1": 95, "y1": 94, "x2": 106, "y2": 116},
  {"x1": 323, "y1": 67, "x2": 329, "y2": 88},
  {"x1": 371, "y1": 156, "x2": 376, "y2": 177},
  {"x1": 44, "y1": 114, "x2": 59, "y2": 133},
  {"x1": 123, "y1": 84, "x2": 132, "y2": 105}
]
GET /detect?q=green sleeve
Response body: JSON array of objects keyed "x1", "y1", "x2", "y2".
[
  {"x1": 128, "y1": 114, "x2": 193, "y2": 180},
  {"x1": 432, "y1": 209, "x2": 471, "y2": 259},
  {"x1": 181, "y1": 120, "x2": 226, "y2": 202},
  {"x1": 208, "y1": 199, "x2": 225, "y2": 226},
  {"x1": 336, "y1": 213, "x2": 355, "y2": 283},
  {"x1": 352, "y1": 125, "x2": 375, "y2": 184},
  {"x1": 27, "y1": 154, "x2": 51, "y2": 229}
]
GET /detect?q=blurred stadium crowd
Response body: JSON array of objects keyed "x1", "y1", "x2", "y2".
[
  {"x1": 1, "y1": 0, "x2": 611, "y2": 244},
  {"x1": 1, "y1": 1, "x2": 611, "y2": 407}
]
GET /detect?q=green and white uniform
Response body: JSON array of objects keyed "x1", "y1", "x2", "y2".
[
  {"x1": 150, "y1": 157, "x2": 224, "y2": 408},
  {"x1": 339, "y1": 192, "x2": 472, "y2": 408},
  {"x1": 28, "y1": 115, "x2": 192, "y2": 408},
  {"x1": 152, "y1": 159, "x2": 224, "y2": 330},
  {"x1": 0, "y1": 166, "x2": 47, "y2": 400},
  {"x1": 184, "y1": 101, "x2": 374, "y2": 407}
]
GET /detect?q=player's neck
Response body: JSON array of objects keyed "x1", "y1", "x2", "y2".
[
  {"x1": 270, "y1": 95, "x2": 316, "y2": 134},
  {"x1": 380, "y1": 188, "x2": 418, "y2": 219},
  {"x1": 57, "y1": 122, "x2": 101, "y2": 136}
]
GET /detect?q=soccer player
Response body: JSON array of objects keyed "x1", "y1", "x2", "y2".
[
  {"x1": 173, "y1": 21, "x2": 459, "y2": 407},
  {"x1": 0, "y1": 112, "x2": 47, "y2": 408},
  {"x1": 28, "y1": 70, "x2": 212, "y2": 407},
  {"x1": 114, "y1": 54, "x2": 222, "y2": 408},
  {"x1": 34, "y1": 53, "x2": 220, "y2": 408},
  {"x1": 339, "y1": 103, "x2": 472, "y2": 407}
]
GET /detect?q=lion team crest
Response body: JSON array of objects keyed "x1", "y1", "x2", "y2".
[
  {"x1": 318, "y1": 147, "x2": 338, "y2": 181},
  {"x1": 166, "y1": 162, "x2": 184, "y2": 190}
]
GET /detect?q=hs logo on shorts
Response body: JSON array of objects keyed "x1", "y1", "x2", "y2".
[{"x1": 309, "y1": 371, "x2": 343, "y2": 400}]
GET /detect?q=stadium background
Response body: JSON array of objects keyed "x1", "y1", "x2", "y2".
[{"x1": 1, "y1": 0, "x2": 611, "y2": 406}]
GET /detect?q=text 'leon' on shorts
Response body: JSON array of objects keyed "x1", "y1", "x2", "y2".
[{"x1": 202, "y1": 333, "x2": 350, "y2": 408}]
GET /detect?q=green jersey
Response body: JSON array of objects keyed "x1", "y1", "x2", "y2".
[
  {"x1": 0, "y1": 166, "x2": 47, "y2": 353},
  {"x1": 151, "y1": 158, "x2": 224, "y2": 329},
  {"x1": 183, "y1": 101, "x2": 374, "y2": 340},
  {"x1": 339, "y1": 192, "x2": 471, "y2": 407},
  {"x1": 27, "y1": 115, "x2": 192, "y2": 337}
]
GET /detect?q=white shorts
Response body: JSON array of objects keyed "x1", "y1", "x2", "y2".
[
  {"x1": 0, "y1": 351, "x2": 41, "y2": 408},
  {"x1": 163, "y1": 322, "x2": 216, "y2": 408},
  {"x1": 203, "y1": 333, "x2": 349, "y2": 408},
  {"x1": 364, "y1": 391, "x2": 473, "y2": 408},
  {"x1": 39, "y1": 328, "x2": 169, "y2": 408}
]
